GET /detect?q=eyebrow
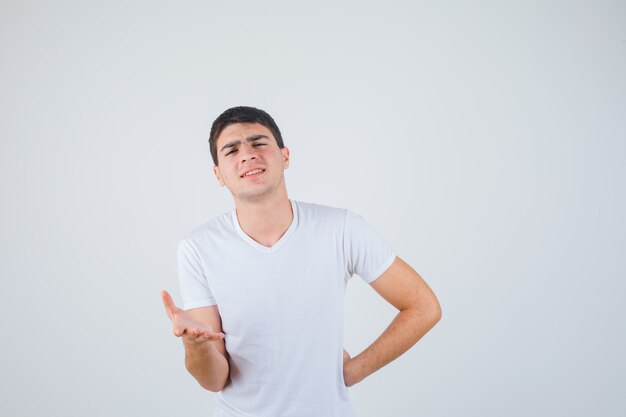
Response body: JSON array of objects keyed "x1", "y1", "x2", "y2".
[{"x1": 220, "y1": 135, "x2": 269, "y2": 154}]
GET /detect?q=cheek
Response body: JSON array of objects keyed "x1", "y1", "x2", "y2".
[
  {"x1": 226, "y1": 162, "x2": 240, "y2": 176},
  {"x1": 218, "y1": 165, "x2": 237, "y2": 181}
]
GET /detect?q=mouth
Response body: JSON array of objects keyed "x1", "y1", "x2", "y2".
[{"x1": 240, "y1": 168, "x2": 266, "y2": 179}]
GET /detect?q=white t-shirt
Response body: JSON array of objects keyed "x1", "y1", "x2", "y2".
[{"x1": 177, "y1": 199, "x2": 396, "y2": 417}]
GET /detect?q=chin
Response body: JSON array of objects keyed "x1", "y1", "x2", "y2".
[{"x1": 236, "y1": 186, "x2": 274, "y2": 201}]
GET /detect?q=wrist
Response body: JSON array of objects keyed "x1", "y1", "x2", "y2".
[{"x1": 344, "y1": 357, "x2": 364, "y2": 387}]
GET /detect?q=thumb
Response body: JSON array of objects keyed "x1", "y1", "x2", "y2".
[{"x1": 161, "y1": 290, "x2": 179, "y2": 321}]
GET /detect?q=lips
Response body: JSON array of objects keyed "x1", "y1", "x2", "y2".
[{"x1": 240, "y1": 168, "x2": 266, "y2": 178}]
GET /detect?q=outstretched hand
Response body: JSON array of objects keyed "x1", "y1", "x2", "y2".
[{"x1": 161, "y1": 290, "x2": 225, "y2": 344}]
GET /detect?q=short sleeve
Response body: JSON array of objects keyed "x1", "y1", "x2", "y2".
[
  {"x1": 177, "y1": 238, "x2": 217, "y2": 309},
  {"x1": 343, "y1": 209, "x2": 396, "y2": 283}
]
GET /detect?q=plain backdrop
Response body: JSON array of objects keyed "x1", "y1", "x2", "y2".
[{"x1": 1, "y1": 1, "x2": 624, "y2": 416}]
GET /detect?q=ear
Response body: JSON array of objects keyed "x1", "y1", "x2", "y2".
[
  {"x1": 213, "y1": 165, "x2": 225, "y2": 187},
  {"x1": 282, "y1": 147, "x2": 290, "y2": 169}
]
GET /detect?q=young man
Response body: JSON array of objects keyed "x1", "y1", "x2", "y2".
[{"x1": 161, "y1": 106, "x2": 442, "y2": 417}]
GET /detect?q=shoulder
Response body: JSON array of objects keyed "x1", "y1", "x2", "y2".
[
  {"x1": 178, "y1": 210, "x2": 234, "y2": 249},
  {"x1": 293, "y1": 199, "x2": 348, "y2": 224}
]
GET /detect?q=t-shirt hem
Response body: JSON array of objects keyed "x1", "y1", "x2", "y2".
[
  {"x1": 363, "y1": 252, "x2": 397, "y2": 283},
  {"x1": 183, "y1": 299, "x2": 217, "y2": 310}
]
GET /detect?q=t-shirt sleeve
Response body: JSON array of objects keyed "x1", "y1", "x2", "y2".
[
  {"x1": 177, "y1": 238, "x2": 217, "y2": 310},
  {"x1": 343, "y1": 209, "x2": 397, "y2": 283}
]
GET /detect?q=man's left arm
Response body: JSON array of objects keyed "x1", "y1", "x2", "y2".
[{"x1": 343, "y1": 256, "x2": 442, "y2": 387}]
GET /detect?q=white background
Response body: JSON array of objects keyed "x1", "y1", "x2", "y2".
[{"x1": 1, "y1": 1, "x2": 624, "y2": 416}]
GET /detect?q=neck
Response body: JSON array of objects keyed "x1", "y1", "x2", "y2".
[{"x1": 233, "y1": 189, "x2": 293, "y2": 247}]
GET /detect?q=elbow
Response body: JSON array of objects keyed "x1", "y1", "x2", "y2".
[
  {"x1": 186, "y1": 363, "x2": 229, "y2": 393},
  {"x1": 432, "y1": 302, "x2": 442, "y2": 324},
  {"x1": 198, "y1": 374, "x2": 229, "y2": 392},
  {"x1": 406, "y1": 294, "x2": 442, "y2": 324},
  {"x1": 201, "y1": 381, "x2": 226, "y2": 393},
  {"x1": 427, "y1": 291, "x2": 442, "y2": 321},
  {"x1": 421, "y1": 297, "x2": 442, "y2": 326}
]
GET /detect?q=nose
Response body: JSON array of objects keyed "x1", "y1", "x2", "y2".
[{"x1": 239, "y1": 143, "x2": 258, "y2": 163}]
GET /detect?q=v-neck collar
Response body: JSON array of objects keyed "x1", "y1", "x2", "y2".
[{"x1": 231, "y1": 199, "x2": 298, "y2": 253}]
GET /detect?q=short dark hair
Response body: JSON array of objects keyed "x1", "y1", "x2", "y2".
[{"x1": 208, "y1": 106, "x2": 284, "y2": 166}]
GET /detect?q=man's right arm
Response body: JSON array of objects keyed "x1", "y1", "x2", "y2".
[
  {"x1": 183, "y1": 306, "x2": 230, "y2": 392},
  {"x1": 161, "y1": 290, "x2": 230, "y2": 392}
]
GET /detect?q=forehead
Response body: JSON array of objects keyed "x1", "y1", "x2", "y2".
[{"x1": 216, "y1": 122, "x2": 274, "y2": 148}]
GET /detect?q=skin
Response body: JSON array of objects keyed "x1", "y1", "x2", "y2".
[
  {"x1": 162, "y1": 122, "x2": 442, "y2": 390},
  {"x1": 211, "y1": 122, "x2": 294, "y2": 248}
]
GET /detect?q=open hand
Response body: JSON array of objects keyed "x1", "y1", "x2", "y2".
[{"x1": 161, "y1": 290, "x2": 225, "y2": 344}]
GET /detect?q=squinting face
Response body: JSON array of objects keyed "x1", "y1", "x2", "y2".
[{"x1": 213, "y1": 122, "x2": 290, "y2": 202}]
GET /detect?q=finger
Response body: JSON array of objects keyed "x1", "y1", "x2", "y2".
[
  {"x1": 199, "y1": 331, "x2": 226, "y2": 341},
  {"x1": 182, "y1": 329, "x2": 209, "y2": 343},
  {"x1": 190, "y1": 328, "x2": 225, "y2": 341},
  {"x1": 188, "y1": 328, "x2": 206, "y2": 340},
  {"x1": 188, "y1": 327, "x2": 226, "y2": 341},
  {"x1": 161, "y1": 290, "x2": 178, "y2": 320}
]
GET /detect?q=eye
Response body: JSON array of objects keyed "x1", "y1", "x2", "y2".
[{"x1": 226, "y1": 143, "x2": 265, "y2": 156}]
